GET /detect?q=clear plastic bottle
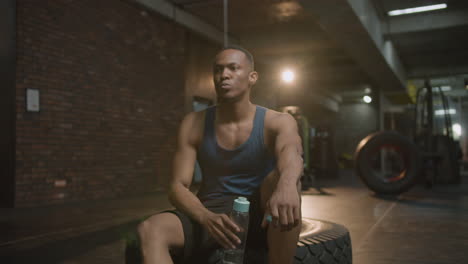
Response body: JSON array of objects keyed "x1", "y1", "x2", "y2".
[{"x1": 222, "y1": 197, "x2": 250, "y2": 264}]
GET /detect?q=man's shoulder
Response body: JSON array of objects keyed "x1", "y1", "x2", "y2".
[
  {"x1": 263, "y1": 107, "x2": 295, "y2": 128},
  {"x1": 179, "y1": 109, "x2": 210, "y2": 134},
  {"x1": 263, "y1": 107, "x2": 281, "y2": 116},
  {"x1": 179, "y1": 109, "x2": 209, "y2": 145},
  {"x1": 182, "y1": 108, "x2": 210, "y2": 125}
]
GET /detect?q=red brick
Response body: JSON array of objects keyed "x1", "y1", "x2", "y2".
[{"x1": 16, "y1": 0, "x2": 189, "y2": 207}]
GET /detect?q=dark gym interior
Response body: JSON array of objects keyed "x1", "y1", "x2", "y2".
[{"x1": 1, "y1": 0, "x2": 468, "y2": 263}]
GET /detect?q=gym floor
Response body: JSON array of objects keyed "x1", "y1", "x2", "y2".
[
  {"x1": 1, "y1": 169, "x2": 467, "y2": 263},
  {"x1": 301, "y1": 169, "x2": 468, "y2": 264}
]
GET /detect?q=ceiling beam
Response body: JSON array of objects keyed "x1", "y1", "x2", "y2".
[
  {"x1": 134, "y1": 0, "x2": 237, "y2": 44},
  {"x1": 386, "y1": 9, "x2": 468, "y2": 35},
  {"x1": 299, "y1": 0, "x2": 407, "y2": 92},
  {"x1": 408, "y1": 65, "x2": 468, "y2": 79}
]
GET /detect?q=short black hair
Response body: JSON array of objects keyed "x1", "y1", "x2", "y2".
[{"x1": 217, "y1": 45, "x2": 255, "y2": 70}]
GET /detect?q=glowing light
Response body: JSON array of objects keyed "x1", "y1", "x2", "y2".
[
  {"x1": 281, "y1": 70, "x2": 295, "y2": 83},
  {"x1": 434, "y1": 109, "x2": 456, "y2": 115},
  {"x1": 388, "y1": 4, "x2": 447, "y2": 16},
  {"x1": 453, "y1": 123, "x2": 462, "y2": 137},
  {"x1": 363, "y1": 95, "x2": 372, "y2": 103},
  {"x1": 431, "y1": 86, "x2": 452, "y2": 92}
]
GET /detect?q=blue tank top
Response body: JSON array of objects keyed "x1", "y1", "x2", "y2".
[{"x1": 196, "y1": 105, "x2": 276, "y2": 201}]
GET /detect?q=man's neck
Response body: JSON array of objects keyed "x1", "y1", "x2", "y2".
[{"x1": 216, "y1": 99, "x2": 255, "y2": 124}]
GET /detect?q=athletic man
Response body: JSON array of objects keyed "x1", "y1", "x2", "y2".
[{"x1": 138, "y1": 46, "x2": 303, "y2": 264}]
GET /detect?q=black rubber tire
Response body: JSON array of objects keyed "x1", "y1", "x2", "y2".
[
  {"x1": 294, "y1": 218, "x2": 352, "y2": 264},
  {"x1": 355, "y1": 131, "x2": 420, "y2": 195},
  {"x1": 125, "y1": 218, "x2": 352, "y2": 264}
]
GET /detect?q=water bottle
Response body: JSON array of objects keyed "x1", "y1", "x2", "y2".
[{"x1": 222, "y1": 197, "x2": 250, "y2": 264}]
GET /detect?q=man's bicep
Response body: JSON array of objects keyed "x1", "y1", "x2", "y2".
[
  {"x1": 171, "y1": 114, "x2": 198, "y2": 188},
  {"x1": 274, "y1": 114, "x2": 303, "y2": 156}
]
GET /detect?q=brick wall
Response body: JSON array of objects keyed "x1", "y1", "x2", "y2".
[{"x1": 15, "y1": 0, "x2": 188, "y2": 207}]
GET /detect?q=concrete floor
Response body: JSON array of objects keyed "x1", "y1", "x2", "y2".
[
  {"x1": 3, "y1": 169, "x2": 468, "y2": 263},
  {"x1": 301, "y1": 171, "x2": 468, "y2": 264}
]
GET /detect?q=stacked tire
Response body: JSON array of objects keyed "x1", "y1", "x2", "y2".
[
  {"x1": 125, "y1": 218, "x2": 352, "y2": 264},
  {"x1": 294, "y1": 218, "x2": 352, "y2": 264}
]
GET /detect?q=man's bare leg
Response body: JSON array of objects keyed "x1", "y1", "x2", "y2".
[
  {"x1": 260, "y1": 170, "x2": 302, "y2": 264},
  {"x1": 138, "y1": 212, "x2": 185, "y2": 264}
]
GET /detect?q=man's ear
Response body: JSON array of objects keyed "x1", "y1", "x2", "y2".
[{"x1": 249, "y1": 71, "x2": 258, "y2": 85}]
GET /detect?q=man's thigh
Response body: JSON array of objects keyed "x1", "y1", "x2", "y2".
[
  {"x1": 143, "y1": 209, "x2": 221, "y2": 261},
  {"x1": 140, "y1": 212, "x2": 185, "y2": 249}
]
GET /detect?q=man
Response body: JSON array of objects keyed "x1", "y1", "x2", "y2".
[{"x1": 138, "y1": 46, "x2": 303, "y2": 264}]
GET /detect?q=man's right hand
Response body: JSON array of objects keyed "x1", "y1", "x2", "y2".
[{"x1": 200, "y1": 211, "x2": 241, "y2": 249}]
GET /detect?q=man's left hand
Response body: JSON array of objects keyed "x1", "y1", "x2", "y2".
[{"x1": 261, "y1": 184, "x2": 300, "y2": 231}]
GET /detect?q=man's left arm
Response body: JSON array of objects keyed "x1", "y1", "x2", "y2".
[{"x1": 263, "y1": 113, "x2": 303, "y2": 231}]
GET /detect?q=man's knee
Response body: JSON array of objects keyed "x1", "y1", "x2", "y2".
[
  {"x1": 137, "y1": 219, "x2": 153, "y2": 240},
  {"x1": 138, "y1": 218, "x2": 161, "y2": 245},
  {"x1": 137, "y1": 213, "x2": 184, "y2": 247}
]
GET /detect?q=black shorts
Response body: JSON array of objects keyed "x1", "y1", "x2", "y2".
[{"x1": 162, "y1": 191, "x2": 267, "y2": 263}]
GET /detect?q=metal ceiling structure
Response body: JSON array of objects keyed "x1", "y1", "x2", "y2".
[{"x1": 135, "y1": 0, "x2": 468, "y2": 104}]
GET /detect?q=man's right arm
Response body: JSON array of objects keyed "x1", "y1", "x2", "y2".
[
  {"x1": 167, "y1": 112, "x2": 209, "y2": 223},
  {"x1": 167, "y1": 111, "x2": 241, "y2": 249}
]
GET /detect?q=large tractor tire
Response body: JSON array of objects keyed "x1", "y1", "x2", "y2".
[
  {"x1": 294, "y1": 218, "x2": 352, "y2": 264},
  {"x1": 355, "y1": 131, "x2": 420, "y2": 195},
  {"x1": 125, "y1": 218, "x2": 352, "y2": 264}
]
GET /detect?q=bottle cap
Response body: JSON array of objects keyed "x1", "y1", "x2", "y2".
[{"x1": 233, "y1": 197, "x2": 250, "y2": 213}]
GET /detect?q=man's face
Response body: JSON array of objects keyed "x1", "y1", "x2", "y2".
[{"x1": 213, "y1": 49, "x2": 257, "y2": 102}]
